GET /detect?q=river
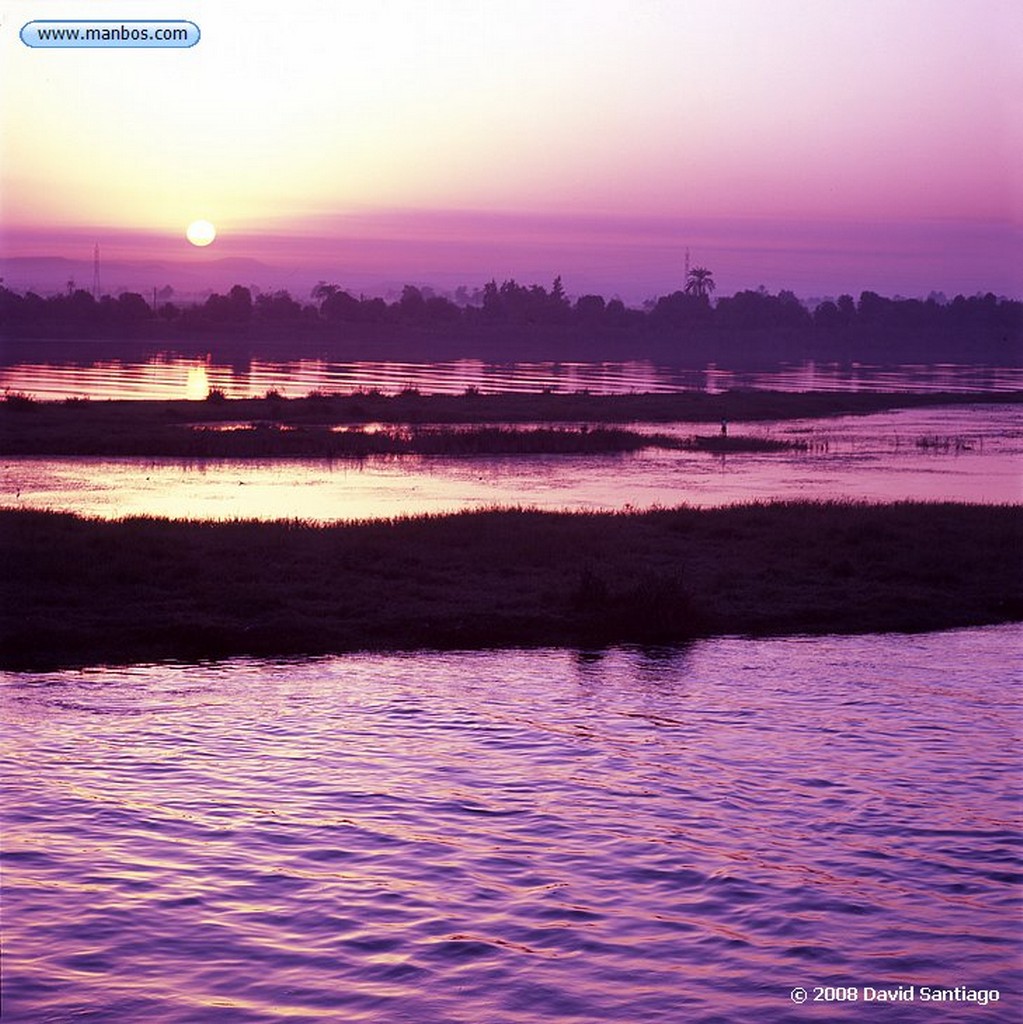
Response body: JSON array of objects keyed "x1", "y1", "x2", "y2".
[
  {"x1": 2, "y1": 356, "x2": 1021, "y2": 401},
  {"x1": 2, "y1": 626, "x2": 1020, "y2": 1023},
  {"x1": 4, "y1": 403, "x2": 1020, "y2": 520},
  {"x1": 3, "y1": 359, "x2": 1020, "y2": 1021},
  {"x1": 4, "y1": 360, "x2": 1020, "y2": 518}
]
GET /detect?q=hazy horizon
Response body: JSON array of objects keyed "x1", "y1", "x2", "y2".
[{"x1": 2, "y1": 210, "x2": 1019, "y2": 305}]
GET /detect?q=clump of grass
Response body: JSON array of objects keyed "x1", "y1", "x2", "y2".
[
  {"x1": 3, "y1": 391, "x2": 36, "y2": 410},
  {"x1": 689, "y1": 434, "x2": 808, "y2": 453},
  {"x1": 916, "y1": 435, "x2": 974, "y2": 452}
]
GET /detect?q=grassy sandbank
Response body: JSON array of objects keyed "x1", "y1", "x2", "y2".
[
  {"x1": 3, "y1": 389, "x2": 1017, "y2": 458},
  {"x1": 2, "y1": 502, "x2": 1019, "y2": 670}
]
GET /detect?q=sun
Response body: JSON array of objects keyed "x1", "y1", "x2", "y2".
[{"x1": 186, "y1": 220, "x2": 217, "y2": 247}]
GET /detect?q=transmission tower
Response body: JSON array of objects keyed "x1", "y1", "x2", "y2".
[
  {"x1": 92, "y1": 243, "x2": 101, "y2": 300},
  {"x1": 684, "y1": 247, "x2": 691, "y2": 280}
]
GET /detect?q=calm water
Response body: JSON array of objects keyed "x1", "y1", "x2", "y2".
[
  {"x1": 2, "y1": 356, "x2": 1022, "y2": 401},
  {"x1": 5, "y1": 404, "x2": 1020, "y2": 520},
  {"x1": 3, "y1": 626, "x2": 1021, "y2": 1023}
]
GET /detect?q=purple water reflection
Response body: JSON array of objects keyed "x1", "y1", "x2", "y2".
[
  {"x1": 2, "y1": 356, "x2": 1021, "y2": 401},
  {"x1": 4, "y1": 405, "x2": 1020, "y2": 520},
  {"x1": 2, "y1": 627, "x2": 1020, "y2": 1022}
]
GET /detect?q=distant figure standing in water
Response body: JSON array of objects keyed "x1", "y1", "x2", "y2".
[{"x1": 720, "y1": 419, "x2": 728, "y2": 437}]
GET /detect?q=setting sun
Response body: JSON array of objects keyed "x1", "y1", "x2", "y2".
[{"x1": 186, "y1": 220, "x2": 216, "y2": 247}]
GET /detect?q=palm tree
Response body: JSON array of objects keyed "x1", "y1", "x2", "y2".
[{"x1": 684, "y1": 267, "x2": 716, "y2": 299}]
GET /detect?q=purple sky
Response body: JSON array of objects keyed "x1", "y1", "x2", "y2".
[{"x1": 4, "y1": 0, "x2": 1021, "y2": 301}]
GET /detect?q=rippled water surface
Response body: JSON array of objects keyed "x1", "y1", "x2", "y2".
[
  {"x1": 3, "y1": 627, "x2": 1021, "y2": 1023},
  {"x1": 3, "y1": 356, "x2": 1021, "y2": 400}
]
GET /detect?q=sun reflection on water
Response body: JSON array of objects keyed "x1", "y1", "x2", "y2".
[{"x1": 186, "y1": 364, "x2": 210, "y2": 401}]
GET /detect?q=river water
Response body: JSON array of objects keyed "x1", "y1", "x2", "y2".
[
  {"x1": 4, "y1": 360, "x2": 1020, "y2": 519},
  {"x1": 4, "y1": 403, "x2": 1020, "y2": 520},
  {"x1": 4, "y1": 360, "x2": 1021, "y2": 1021},
  {"x1": 2, "y1": 626, "x2": 1020, "y2": 1024},
  {"x1": 2, "y1": 356, "x2": 1021, "y2": 401}
]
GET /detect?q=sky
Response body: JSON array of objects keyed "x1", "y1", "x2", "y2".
[{"x1": 2, "y1": 0, "x2": 1021, "y2": 302}]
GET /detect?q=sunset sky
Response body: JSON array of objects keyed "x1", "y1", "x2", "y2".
[{"x1": 3, "y1": 0, "x2": 1020, "y2": 301}]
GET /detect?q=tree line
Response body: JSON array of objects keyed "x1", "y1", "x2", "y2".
[{"x1": 1, "y1": 269, "x2": 1019, "y2": 342}]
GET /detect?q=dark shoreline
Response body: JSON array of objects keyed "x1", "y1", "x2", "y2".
[
  {"x1": 3, "y1": 502, "x2": 1019, "y2": 671},
  {"x1": 3, "y1": 389, "x2": 1019, "y2": 458},
  {"x1": 3, "y1": 286, "x2": 1019, "y2": 368}
]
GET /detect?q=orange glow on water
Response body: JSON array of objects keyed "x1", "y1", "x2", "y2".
[{"x1": 186, "y1": 365, "x2": 211, "y2": 401}]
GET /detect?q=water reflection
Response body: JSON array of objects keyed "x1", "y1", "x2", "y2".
[
  {"x1": 4, "y1": 405, "x2": 1020, "y2": 520},
  {"x1": 2, "y1": 627, "x2": 1019, "y2": 1023},
  {"x1": 2, "y1": 355, "x2": 1021, "y2": 401},
  {"x1": 185, "y1": 363, "x2": 210, "y2": 400}
]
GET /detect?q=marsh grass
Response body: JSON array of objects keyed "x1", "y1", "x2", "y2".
[
  {"x1": 688, "y1": 434, "x2": 805, "y2": 453},
  {"x1": 1, "y1": 417, "x2": 801, "y2": 458},
  {"x1": 2, "y1": 502, "x2": 1019, "y2": 669},
  {"x1": 2, "y1": 390, "x2": 1019, "y2": 457},
  {"x1": 915, "y1": 435, "x2": 975, "y2": 452}
]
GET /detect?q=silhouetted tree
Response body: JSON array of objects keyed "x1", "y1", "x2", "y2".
[
  {"x1": 0, "y1": 276, "x2": 1017, "y2": 356},
  {"x1": 857, "y1": 291, "x2": 890, "y2": 323},
  {"x1": 548, "y1": 276, "x2": 571, "y2": 323},
  {"x1": 776, "y1": 290, "x2": 810, "y2": 328},
  {"x1": 481, "y1": 279, "x2": 503, "y2": 320},
  {"x1": 716, "y1": 288, "x2": 807, "y2": 330},
  {"x1": 650, "y1": 290, "x2": 712, "y2": 327},
  {"x1": 684, "y1": 267, "x2": 716, "y2": 299},
  {"x1": 359, "y1": 297, "x2": 388, "y2": 323},
  {"x1": 574, "y1": 294, "x2": 606, "y2": 323},
  {"x1": 398, "y1": 285, "x2": 426, "y2": 319},
  {"x1": 320, "y1": 288, "x2": 362, "y2": 322},
  {"x1": 255, "y1": 290, "x2": 302, "y2": 320},
  {"x1": 424, "y1": 295, "x2": 460, "y2": 322},
  {"x1": 311, "y1": 281, "x2": 338, "y2": 303},
  {"x1": 202, "y1": 286, "x2": 251, "y2": 324},
  {"x1": 117, "y1": 292, "x2": 150, "y2": 320},
  {"x1": 813, "y1": 300, "x2": 842, "y2": 329},
  {"x1": 228, "y1": 285, "x2": 252, "y2": 322},
  {"x1": 69, "y1": 289, "x2": 97, "y2": 313}
]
